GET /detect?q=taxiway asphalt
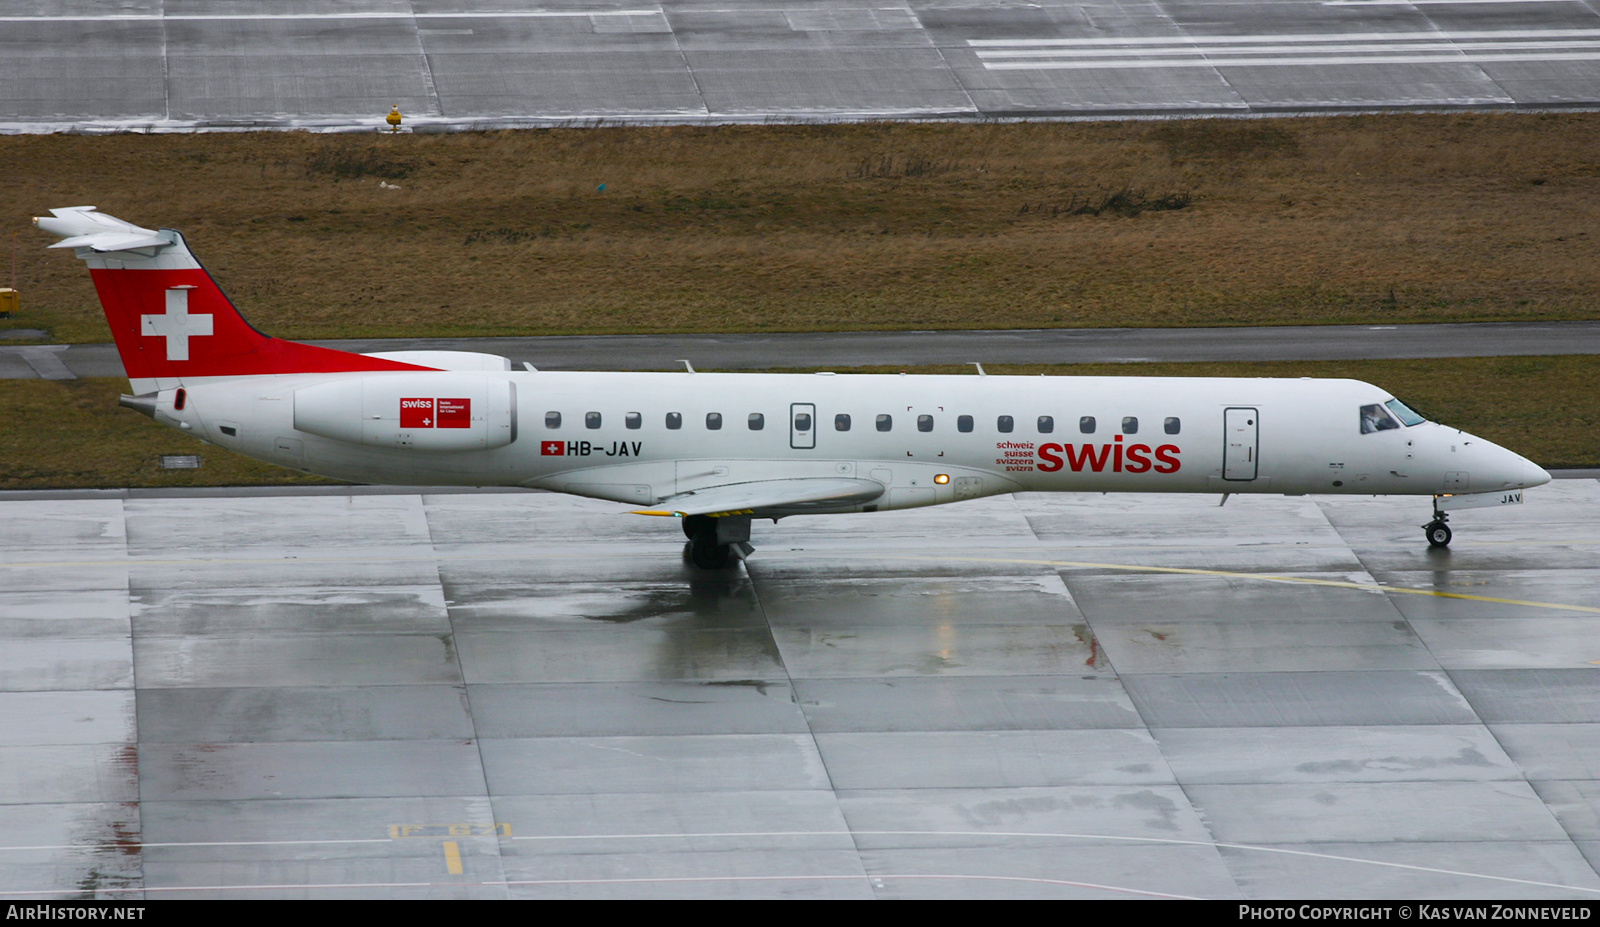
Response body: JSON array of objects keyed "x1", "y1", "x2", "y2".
[
  {"x1": 3, "y1": 481, "x2": 1600, "y2": 898},
  {"x1": 4, "y1": 0, "x2": 1600, "y2": 132},
  {"x1": 3, "y1": 320, "x2": 1599, "y2": 379}
]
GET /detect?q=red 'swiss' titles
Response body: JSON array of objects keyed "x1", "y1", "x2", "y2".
[{"x1": 1036, "y1": 435, "x2": 1181, "y2": 473}]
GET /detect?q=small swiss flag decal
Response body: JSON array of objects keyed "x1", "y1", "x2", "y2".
[{"x1": 541, "y1": 441, "x2": 565, "y2": 456}]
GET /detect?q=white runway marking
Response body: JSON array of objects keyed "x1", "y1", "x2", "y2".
[
  {"x1": 984, "y1": 52, "x2": 1600, "y2": 69},
  {"x1": 974, "y1": 29, "x2": 1600, "y2": 70},
  {"x1": 968, "y1": 29, "x2": 1600, "y2": 46}
]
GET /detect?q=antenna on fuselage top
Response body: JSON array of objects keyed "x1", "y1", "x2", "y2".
[
  {"x1": 677, "y1": 359, "x2": 695, "y2": 374},
  {"x1": 971, "y1": 362, "x2": 986, "y2": 376}
]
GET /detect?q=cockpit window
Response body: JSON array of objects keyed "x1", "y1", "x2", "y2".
[
  {"x1": 1360, "y1": 403, "x2": 1400, "y2": 434},
  {"x1": 1384, "y1": 398, "x2": 1427, "y2": 427}
]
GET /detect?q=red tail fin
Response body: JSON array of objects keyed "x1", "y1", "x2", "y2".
[{"x1": 36, "y1": 207, "x2": 432, "y2": 392}]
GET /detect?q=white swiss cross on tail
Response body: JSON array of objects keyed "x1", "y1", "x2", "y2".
[{"x1": 141, "y1": 286, "x2": 214, "y2": 361}]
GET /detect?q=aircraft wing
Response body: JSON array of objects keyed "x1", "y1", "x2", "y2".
[{"x1": 635, "y1": 477, "x2": 886, "y2": 518}]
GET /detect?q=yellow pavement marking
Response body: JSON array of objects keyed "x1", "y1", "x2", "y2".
[
  {"x1": 390, "y1": 823, "x2": 510, "y2": 838},
  {"x1": 443, "y1": 841, "x2": 463, "y2": 875}
]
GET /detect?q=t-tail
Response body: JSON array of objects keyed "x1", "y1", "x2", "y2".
[{"x1": 34, "y1": 206, "x2": 433, "y2": 396}]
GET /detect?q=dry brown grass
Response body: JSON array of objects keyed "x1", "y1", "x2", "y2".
[
  {"x1": 4, "y1": 114, "x2": 1599, "y2": 342},
  {"x1": 2, "y1": 355, "x2": 1592, "y2": 490}
]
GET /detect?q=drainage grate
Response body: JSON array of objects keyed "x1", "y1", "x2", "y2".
[{"x1": 160, "y1": 455, "x2": 202, "y2": 469}]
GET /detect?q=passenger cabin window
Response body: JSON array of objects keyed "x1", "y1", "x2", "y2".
[
  {"x1": 545, "y1": 411, "x2": 561, "y2": 429},
  {"x1": 1360, "y1": 403, "x2": 1400, "y2": 434},
  {"x1": 997, "y1": 415, "x2": 1014, "y2": 433},
  {"x1": 1122, "y1": 416, "x2": 1138, "y2": 435},
  {"x1": 1385, "y1": 399, "x2": 1427, "y2": 426},
  {"x1": 585, "y1": 412, "x2": 602, "y2": 429},
  {"x1": 749, "y1": 413, "x2": 764, "y2": 431},
  {"x1": 917, "y1": 414, "x2": 934, "y2": 432},
  {"x1": 835, "y1": 413, "x2": 852, "y2": 432},
  {"x1": 1164, "y1": 417, "x2": 1181, "y2": 435},
  {"x1": 1037, "y1": 415, "x2": 1054, "y2": 434},
  {"x1": 876, "y1": 414, "x2": 893, "y2": 432},
  {"x1": 625, "y1": 412, "x2": 641, "y2": 430},
  {"x1": 957, "y1": 415, "x2": 973, "y2": 433},
  {"x1": 706, "y1": 412, "x2": 723, "y2": 430},
  {"x1": 1080, "y1": 416, "x2": 1096, "y2": 434},
  {"x1": 666, "y1": 412, "x2": 682, "y2": 430}
]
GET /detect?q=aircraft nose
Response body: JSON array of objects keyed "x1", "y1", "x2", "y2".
[{"x1": 1490, "y1": 444, "x2": 1550, "y2": 489}]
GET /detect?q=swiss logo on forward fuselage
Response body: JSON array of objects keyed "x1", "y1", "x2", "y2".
[
  {"x1": 1037, "y1": 436, "x2": 1181, "y2": 473},
  {"x1": 1000, "y1": 436, "x2": 1182, "y2": 473},
  {"x1": 400, "y1": 397, "x2": 471, "y2": 429},
  {"x1": 541, "y1": 441, "x2": 564, "y2": 456}
]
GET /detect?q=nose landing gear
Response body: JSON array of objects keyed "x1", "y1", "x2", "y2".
[{"x1": 1423, "y1": 511, "x2": 1452, "y2": 549}]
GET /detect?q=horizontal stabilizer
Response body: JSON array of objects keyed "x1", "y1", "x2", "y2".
[
  {"x1": 34, "y1": 207, "x2": 170, "y2": 252},
  {"x1": 636, "y1": 477, "x2": 886, "y2": 517}
]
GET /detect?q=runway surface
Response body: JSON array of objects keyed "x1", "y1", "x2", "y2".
[
  {"x1": 4, "y1": 479, "x2": 1600, "y2": 899},
  {"x1": 4, "y1": 0, "x2": 1600, "y2": 132},
  {"x1": 3, "y1": 320, "x2": 1599, "y2": 379}
]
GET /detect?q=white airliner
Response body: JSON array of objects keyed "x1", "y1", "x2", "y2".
[{"x1": 37, "y1": 206, "x2": 1550, "y2": 567}]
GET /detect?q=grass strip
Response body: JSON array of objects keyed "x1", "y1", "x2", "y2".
[{"x1": 4, "y1": 114, "x2": 1599, "y2": 343}]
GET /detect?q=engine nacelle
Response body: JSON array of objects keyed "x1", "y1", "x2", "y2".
[{"x1": 293, "y1": 374, "x2": 517, "y2": 452}]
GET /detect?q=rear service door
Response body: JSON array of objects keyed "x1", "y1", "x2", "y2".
[
  {"x1": 1223, "y1": 407, "x2": 1259, "y2": 481},
  {"x1": 791, "y1": 403, "x2": 816, "y2": 450}
]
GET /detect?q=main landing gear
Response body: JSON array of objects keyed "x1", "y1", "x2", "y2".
[
  {"x1": 682, "y1": 514, "x2": 753, "y2": 569},
  {"x1": 1423, "y1": 511, "x2": 1452, "y2": 549}
]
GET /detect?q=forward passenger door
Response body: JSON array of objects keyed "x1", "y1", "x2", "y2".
[{"x1": 1224, "y1": 407, "x2": 1259, "y2": 481}]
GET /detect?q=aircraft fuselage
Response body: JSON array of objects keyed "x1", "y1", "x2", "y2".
[{"x1": 150, "y1": 370, "x2": 1543, "y2": 513}]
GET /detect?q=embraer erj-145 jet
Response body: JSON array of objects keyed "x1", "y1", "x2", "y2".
[{"x1": 37, "y1": 207, "x2": 1550, "y2": 568}]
